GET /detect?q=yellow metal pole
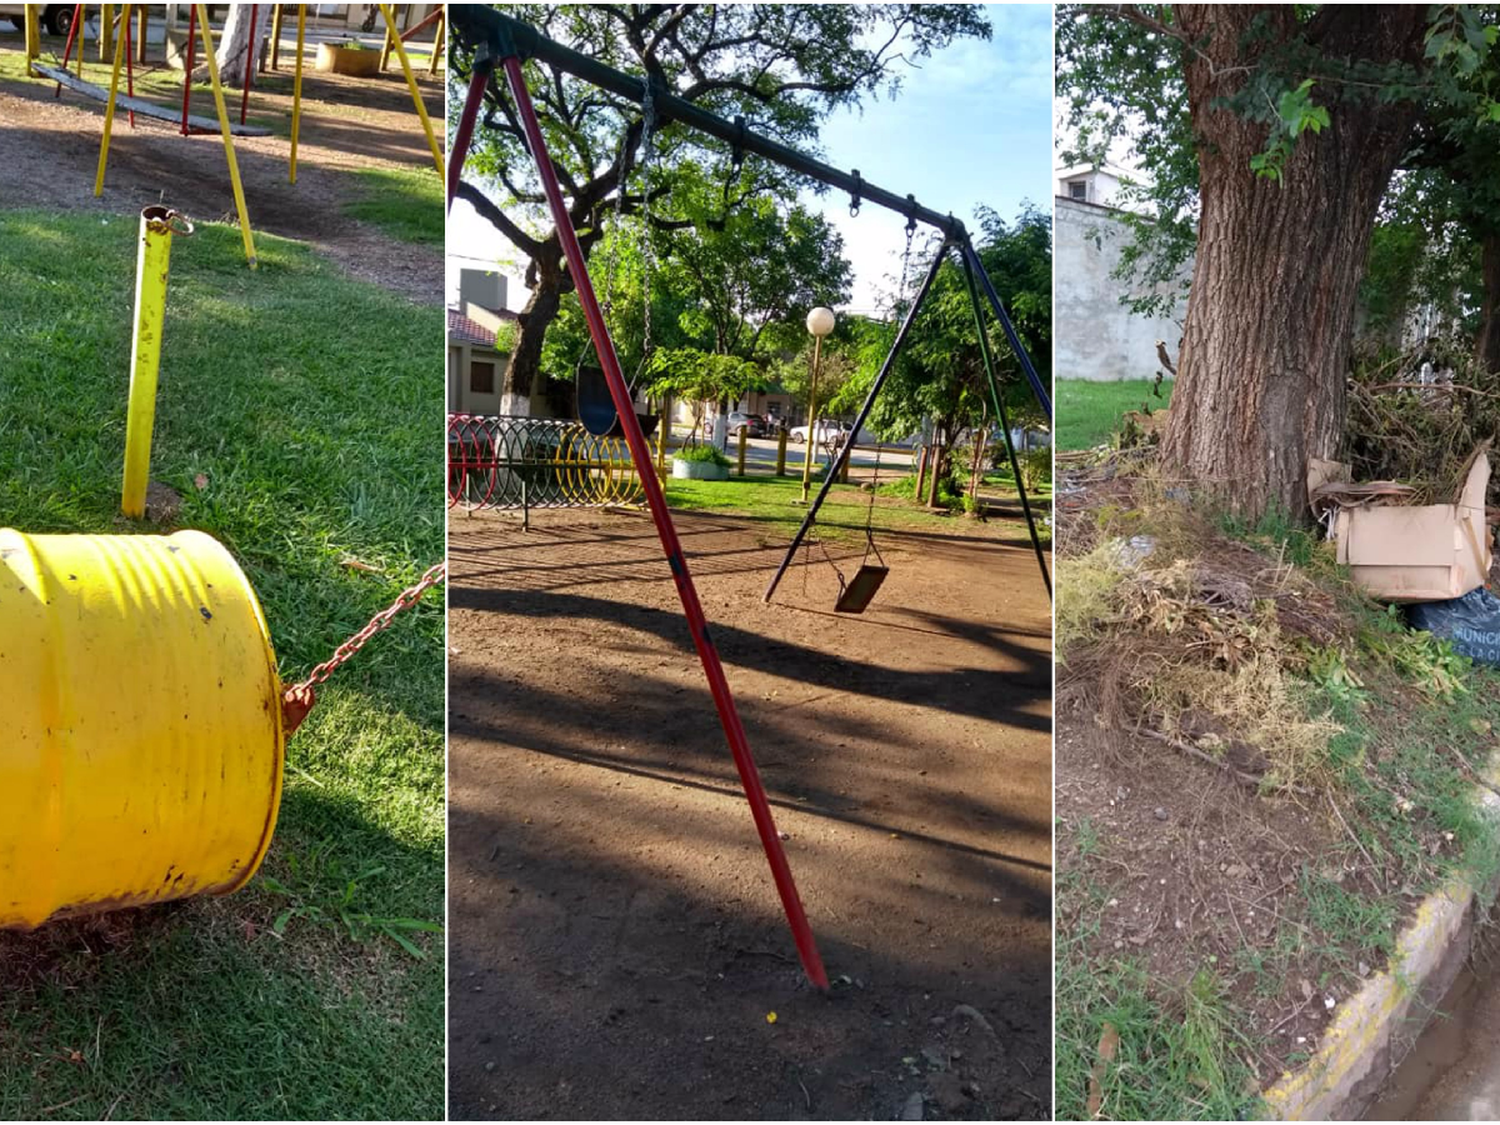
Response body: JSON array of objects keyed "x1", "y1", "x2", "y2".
[
  {"x1": 136, "y1": 3, "x2": 146, "y2": 63},
  {"x1": 269, "y1": 2, "x2": 282, "y2": 69},
  {"x1": 24, "y1": 5, "x2": 40, "y2": 71},
  {"x1": 289, "y1": 4, "x2": 306, "y2": 184},
  {"x1": 379, "y1": 3, "x2": 442, "y2": 176},
  {"x1": 800, "y1": 335, "x2": 822, "y2": 504},
  {"x1": 122, "y1": 206, "x2": 179, "y2": 519},
  {"x1": 99, "y1": 3, "x2": 112, "y2": 60},
  {"x1": 427, "y1": 7, "x2": 443, "y2": 75},
  {"x1": 194, "y1": 4, "x2": 257, "y2": 267},
  {"x1": 93, "y1": 2, "x2": 129, "y2": 197},
  {"x1": 378, "y1": 12, "x2": 393, "y2": 72},
  {"x1": 656, "y1": 403, "x2": 667, "y2": 478}
]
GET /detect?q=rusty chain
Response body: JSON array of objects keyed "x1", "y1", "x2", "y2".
[
  {"x1": 292, "y1": 560, "x2": 446, "y2": 692},
  {"x1": 281, "y1": 561, "x2": 446, "y2": 734}
]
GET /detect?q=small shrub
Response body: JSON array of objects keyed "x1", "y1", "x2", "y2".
[{"x1": 673, "y1": 443, "x2": 731, "y2": 467}]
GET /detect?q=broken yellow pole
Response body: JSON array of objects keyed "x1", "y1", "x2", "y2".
[
  {"x1": 194, "y1": 3, "x2": 257, "y2": 267},
  {"x1": 427, "y1": 7, "x2": 443, "y2": 75},
  {"x1": 93, "y1": 1, "x2": 130, "y2": 197},
  {"x1": 99, "y1": 3, "x2": 112, "y2": 60},
  {"x1": 122, "y1": 206, "x2": 187, "y2": 519},
  {"x1": 289, "y1": 4, "x2": 306, "y2": 184},
  {"x1": 379, "y1": 3, "x2": 442, "y2": 176},
  {"x1": 269, "y1": 2, "x2": 282, "y2": 68}
]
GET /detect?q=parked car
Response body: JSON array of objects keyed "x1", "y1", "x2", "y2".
[
  {"x1": 1, "y1": 5, "x2": 78, "y2": 34},
  {"x1": 790, "y1": 420, "x2": 848, "y2": 446},
  {"x1": 726, "y1": 411, "x2": 768, "y2": 437}
]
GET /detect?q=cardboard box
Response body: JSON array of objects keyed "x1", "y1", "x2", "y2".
[{"x1": 1308, "y1": 451, "x2": 1493, "y2": 603}]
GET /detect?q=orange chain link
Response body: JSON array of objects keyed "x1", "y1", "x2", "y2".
[{"x1": 289, "y1": 560, "x2": 447, "y2": 695}]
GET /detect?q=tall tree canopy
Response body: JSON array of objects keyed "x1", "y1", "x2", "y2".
[
  {"x1": 448, "y1": 3, "x2": 989, "y2": 410},
  {"x1": 1057, "y1": 5, "x2": 1500, "y2": 520}
]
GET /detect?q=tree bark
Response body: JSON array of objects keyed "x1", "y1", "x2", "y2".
[
  {"x1": 1476, "y1": 233, "x2": 1500, "y2": 373},
  {"x1": 191, "y1": 4, "x2": 265, "y2": 87},
  {"x1": 1160, "y1": 5, "x2": 1429, "y2": 521}
]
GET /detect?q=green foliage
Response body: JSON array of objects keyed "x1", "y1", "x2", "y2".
[
  {"x1": 1250, "y1": 79, "x2": 1332, "y2": 183},
  {"x1": 672, "y1": 442, "x2": 732, "y2": 467},
  {"x1": 450, "y1": 4, "x2": 990, "y2": 390},
  {"x1": 830, "y1": 205, "x2": 1051, "y2": 449},
  {"x1": 645, "y1": 347, "x2": 765, "y2": 410}
]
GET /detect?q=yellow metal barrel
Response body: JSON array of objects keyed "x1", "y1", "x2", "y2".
[{"x1": 0, "y1": 529, "x2": 284, "y2": 930}]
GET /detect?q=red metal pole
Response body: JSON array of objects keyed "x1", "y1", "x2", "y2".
[
  {"x1": 447, "y1": 56, "x2": 489, "y2": 208},
  {"x1": 123, "y1": 10, "x2": 135, "y2": 128},
  {"x1": 54, "y1": 4, "x2": 84, "y2": 98},
  {"x1": 180, "y1": 2, "x2": 197, "y2": 135},
  {"x1": 496, "y1": 53, "x2": 829, "y2": 993},
  {"x1": 239, "y1": 4, "x2": 256, "y2": 125}
]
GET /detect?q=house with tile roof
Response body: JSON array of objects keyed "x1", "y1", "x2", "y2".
[{"x1": 447, "y1": 270, "x2": 518, "y2": 415}]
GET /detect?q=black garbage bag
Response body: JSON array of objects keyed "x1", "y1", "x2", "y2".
[{"x1": 1407, "y1": 586, "x2": 1500, "y2": 666}]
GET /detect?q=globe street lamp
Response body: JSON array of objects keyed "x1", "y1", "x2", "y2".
[{"x1": 800, "y1": 306, "x2": 836, "y2": 503}]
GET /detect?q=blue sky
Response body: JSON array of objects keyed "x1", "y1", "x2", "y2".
[
  {"x1": 807, "y1": 3, "x2": 1054, "y2": 311},
  {"x1": 448, "y1": 4, "x2": 1054, "y2": 312}
]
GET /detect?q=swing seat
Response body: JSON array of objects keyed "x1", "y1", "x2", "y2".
[
  {"x1": 576, "y1": 364, "x2": 658, "y2": 439},
  {"x1": 834, "y1": 564, "x2": 889, "y2": 613}
]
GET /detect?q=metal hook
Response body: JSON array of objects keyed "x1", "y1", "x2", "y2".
[{"x1": 849, "y1": 169, "x2": 862, "y2": 218}]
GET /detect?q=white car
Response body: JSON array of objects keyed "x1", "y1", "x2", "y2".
[{"x1": 789, "y1": 420, "x2": 849, "y2": 445}]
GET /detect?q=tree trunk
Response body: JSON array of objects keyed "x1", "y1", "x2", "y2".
[
  {"x1": 191, "y1": 4, "x2": 264, "y2": 87},
  {"x1": 505, "y1": 283, "x2": 562, "y2": 415},
  {"x1": 1476, "y1": 233, "x2": 1500, "y2": 373},
  {"x1": 1160, "y1": 5, "x2": 1428, "y2": 521}
]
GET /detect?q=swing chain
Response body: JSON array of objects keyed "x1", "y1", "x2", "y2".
[
  {"x1": 286, "y1": 560, "x2": 447, "y2": 700},
  {"x1": 638, "y1": 76, "x2": 656, "y2": 368}
]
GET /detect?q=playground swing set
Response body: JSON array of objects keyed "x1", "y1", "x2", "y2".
[
  {"x1": 0, "y1": 201, "x2": 443, "y2": 929},
  {"x1": 16, "y1": 3, "x2": 443, "y2": 268},
  {"x1": 448, "y1": 7, "x2": 1054, "y2": 994}
]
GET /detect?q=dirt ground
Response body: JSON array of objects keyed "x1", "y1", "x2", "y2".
[
  {"x1": 1054, "y1": 464, "x2": 1498, "y2": 1111},
  {"x1": 0, "y1": 39, "x2": 441, "y2": 301},
  {"x1": 447, "y1": 506, "x2": 1053, "y2": 1120}
]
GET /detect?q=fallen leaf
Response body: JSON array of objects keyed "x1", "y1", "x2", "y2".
[
  {"x1": 766, "y1": 1012, "x2": 778, "y2": 1025},
  {"x1": 1086, "y1": 1022, "x2": 1119, "y2": 1118},
  {"x1": 193, "y1": 473, "x2": 208, "y2": 490}
]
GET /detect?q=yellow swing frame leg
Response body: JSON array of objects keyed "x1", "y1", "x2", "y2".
[
  {"x1": 427, "y1": 8, "x2": 444, "y2": 75},
  {"x1": 289, "y1": 4, "x2": 306, "y2": 184},
  {"x1": 379, "y1": 3, "x2": 442, "y2": 176},
  {"x1": 122, "y1": 208, "x2": 179, "y2": 519},
  {"x1": 23, "y1": 5, "x2": 40, "y2": 73},
  {"x1": 93, "y1": 1, "x2": 130, "y2": 197},
  {"x1": 194, "y1": 3, "x2": 257, "y2": 267}
]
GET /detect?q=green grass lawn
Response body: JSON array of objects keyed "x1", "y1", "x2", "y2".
[
  {"x1": 344, "y1": 167, "x2": 443, "y2": 246},
  {"x1": 664, "y1": 469, "x2": 1049, "y2": 543},
  {"x1": 0, "y1": 211, "x2": 443, "y2": 1120},
  {"x1": 1056, "y1": 378, "x2": 1173, "y2": 451}
]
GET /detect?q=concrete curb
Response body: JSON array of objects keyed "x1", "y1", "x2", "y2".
[{"x1": 1262, "y1": 752, "x2": 1500, "y2": 1121}]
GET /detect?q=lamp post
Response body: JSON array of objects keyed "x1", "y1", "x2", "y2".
[{"x1": 800, "y1": 306, "x2": 836, "y2": 503}]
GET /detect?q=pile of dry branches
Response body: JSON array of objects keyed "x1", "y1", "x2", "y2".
[{"x1": 1345, "y1": 336, "x2": 1500, "y2": 506}]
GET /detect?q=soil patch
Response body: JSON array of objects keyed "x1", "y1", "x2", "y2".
[
  {"x1": 447, "y1": 506, "x2": 1052, "y2": 1119},
  {"x1": 0, "y1": 45, "x2": 441, "y2": 302}
]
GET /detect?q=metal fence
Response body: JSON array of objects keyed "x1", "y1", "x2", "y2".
[{"x1": 447, "y1": 414, "x2": 645, "y2": 510}]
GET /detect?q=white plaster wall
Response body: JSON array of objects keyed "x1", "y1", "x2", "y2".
[{"x1": 1055, "y1": 197, "x2": 1191, "y2": 382}]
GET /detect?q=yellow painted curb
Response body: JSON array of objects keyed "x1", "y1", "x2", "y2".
[{"x1": 1262, "y1": 750, "x2": 1500, "y2": 1120}]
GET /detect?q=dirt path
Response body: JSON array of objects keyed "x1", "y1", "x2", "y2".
[
  {"x1": 447, "y1": 507, "x2": 1053, "y2": 1120},
  {"x1": 0, "y1": 50, "x2": 441, "y2": 302}
]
